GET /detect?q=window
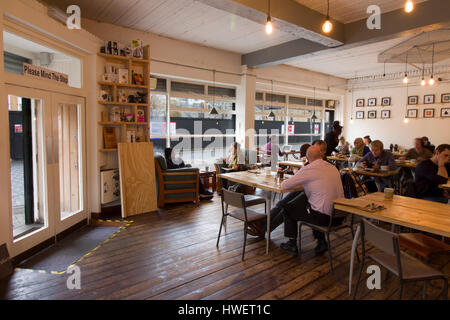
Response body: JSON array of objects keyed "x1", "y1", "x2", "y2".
[
  {"x1": 150, "y1": 77, "x2": 236, "y2": 168},
  {"x1": 3, "y1": 31, "x2": 82, "y2": 88}
]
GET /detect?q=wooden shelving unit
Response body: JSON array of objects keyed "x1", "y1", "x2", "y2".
[{"x1": 97, "y1": 45, "x2": 151, "y2": 151}]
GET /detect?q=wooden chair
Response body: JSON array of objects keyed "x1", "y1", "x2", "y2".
[
  {"x1": 216, "y1": 189, "x2": 267, "y2": 260},
  {"x1": 298, "y1": 209, "x2": 355, "y2": 272},
  {"x1": 353, "y1": 219, "x2": 448, "y2": 300},
  {"x1": 154, "y1": 155, "x2": 199, "y2": 208},
  {"x1": 399, "y1": 232, "x2": 450, "y2": 298}
]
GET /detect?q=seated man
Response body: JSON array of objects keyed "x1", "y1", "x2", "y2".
[
  {"x1": 401, "y1": 137, "x2": 433, "y2": 161},
  {"x1": 422, "y1": 136, "x2": 435, "y2": 154},
  {"x1": 261, "y1": 145, "x2": 345, "y2": 254},
  {"x1": 414, "y1": 144, "x2": 450, "y2": 203},
  {"x1": 352, "y1": 138, "x2": 370, "y2": 157},
  {"x1": 356, "y1": 140, "x2": 396, "y2": 191},
  {"x1": 164, "y1": 148, "x2": 213, "y2": 199}
]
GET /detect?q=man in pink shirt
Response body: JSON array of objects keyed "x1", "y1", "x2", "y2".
[{"x1": 278, "y1": 145, "x2": 345, "y2": 254}]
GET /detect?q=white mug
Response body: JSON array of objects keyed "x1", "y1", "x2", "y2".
[{"x1": 380, "y1": 165, "x2": 389, "y2": 171}]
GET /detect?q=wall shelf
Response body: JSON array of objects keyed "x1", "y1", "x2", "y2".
[
  {"x1": 97, "y1": 52, "x2": 150, "y2": 64},
  {"x1": 98, "y1": 121, "x2": 149, "y2": 126},
  {"x1": 98, "y1": 81, "x2": 150, "y2": 89},
  {"x1": 98, "y1": 101, "x2": 148, "y2": 107}
]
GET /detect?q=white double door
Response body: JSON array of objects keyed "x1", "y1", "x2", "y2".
[{"x1": 7, "y1": 85, "x2": 87, "y2": 257}]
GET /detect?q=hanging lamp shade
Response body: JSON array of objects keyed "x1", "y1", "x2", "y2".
[
  {"x1": 268, "y1": 111, "x2": 275, "y2": 118},
  {"x1": 210, "y1": 106, "x2": 219, "y2": 115},
  {"x1": 311, "y1": 113, "x2": 317, "y2": 120}
]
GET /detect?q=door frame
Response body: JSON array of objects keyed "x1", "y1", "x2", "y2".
[{"x1": 5, "y1": 85, "x2": 87, "y2": 257}]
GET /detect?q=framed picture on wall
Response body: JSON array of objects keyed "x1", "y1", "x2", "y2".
[
  {"x1": 356, "y1": 111, "x2": 364, "y2": 119},
  {"x1": 368, "y1": 110, "x2": 377, "y2": 119},
  {"x1": 407, "y1": 109, "x2": 418, "y2": 118},
  {"x1": 408, "y1": 96, "x2": 418, "y2": 105},
  {"x1": 368, "y1": 98, "x2": 377, "y2": 106},
  {"x1": 356, "y1": 99, "x2": 365, "y2": 107},
  {"x1": 424, "y1": 94, "x2": 435, "y2": 104},
  {"x1": 441, "y1": 108, "x2": 450, "y2": 117},
  {"x1": 423, "y1": 108, "x2": 434, "y2": 118},
  {"x1": 381, "y1": 97, "x2": 391, "y2": 106},
  {"x1": 381, "y1": 110, "x2": 390, "y2": 119},
  {"x1": 441, "y1": 93, "x2": 450, "y2": 103}
]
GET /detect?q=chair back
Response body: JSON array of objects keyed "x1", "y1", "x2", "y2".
[
  {"x1": 154, "y1": 154, "x2": 168, "y2": 171},
  {"x1": 362, "y1": 219, "x2": 398, "y2": 256},
  {"x1": 221, "y1": 189, "x2": 245, "y2": 208}
]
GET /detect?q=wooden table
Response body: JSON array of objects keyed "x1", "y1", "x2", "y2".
[
  {"x1": 334, "y1": 192, "x2": 450, "y2": 294},
  {"x1": 393, "y1": 152, "x2": 407, "y2": 159},
  {"x1": 219, "y1": 170, "x2": 304, "y2": 254},
  {"x1": 283, "y1": 151, "x2": 302, "y2": 160},
  {"x1": 395, "y1": 160, "x2": 418, "y2": 169},
  {"x1": 352, "y1": 168, "x2": 397, "y2": 178},
  {"x1": 327, "y1": 155, "x2": 361, "y2": 162},
  {"x1": 278, "y1": 160, "x2": 304, "y2": 168},
  {"x1": 439, "y1": 181, "x2": 450, "y2": 191}
]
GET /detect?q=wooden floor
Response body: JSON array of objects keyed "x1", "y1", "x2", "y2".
[{"x1": 1, "y1": 195, "x2": 448, "y2": 300}]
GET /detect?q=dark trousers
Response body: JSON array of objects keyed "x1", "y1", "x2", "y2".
[{"x1": 269, "y1": 191, "x2": 342, "y2": 242}]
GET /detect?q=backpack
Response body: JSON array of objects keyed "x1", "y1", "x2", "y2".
[{"x1": 340, "y1": 169, "x2": 369, "y2": 199}]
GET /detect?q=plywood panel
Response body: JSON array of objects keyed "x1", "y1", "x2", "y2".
[{"x1": 118, "y1": 142, "x2": 157, "y2": 217}]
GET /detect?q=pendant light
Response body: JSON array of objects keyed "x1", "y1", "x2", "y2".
[
  {"x1": 383, "y1": 61, "x2": 386, "y2": 78},
  {"x1": 402, "y1": 55, "x2": 409, "y2": 84},
  {"x1": 404, "y1": 0, "x2": 414, "y2": 13},
  {"x1": 322, "y1": 0, "x2": 333, "y2": 33},
  {"x1": 210, "y1": 69, "x2": 219, "y2": 128},
  {"x1": 429, "y1": 43, "x2": 435, "y2": 86},
  {"x1": 420, "y1": 63, "x2": 426, "y2": 86},
  {"x1": 268, "y1": 80, "x2": 275, "y2": 118},
  {"x1": 311, "y1": 87, "x2": 317, "y2": 120},
  {"x1": 265, "y1": 0, "x2": 273, "y2": 35}
]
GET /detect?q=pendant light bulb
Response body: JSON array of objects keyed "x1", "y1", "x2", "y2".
[
  {"x1": 265, "y1": 17, "x2": 273, "y2": 35},
  {"x1": 420, "y1": 77, "x2": 426, "y2": 86},
  {"x1": 404, "y1": 0, "x2": 414, "y2": 13},
  {"x1": 403, "y1": 74, "x2": 409, "y2": 84},
  {"x1": 322, "y1": 19, "x2": 333, "y2": 33},
  {"x1": 404, "y1": 118, "x2": 409, "y2": 124},
  {"x1": 429, "y1": 75, "x2": 435, "y2": 86}
]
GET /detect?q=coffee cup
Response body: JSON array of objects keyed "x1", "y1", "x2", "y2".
[
  {"x1": 380, "y1": 165, "x2": 389, "y2": 171},
  {"x1": 265, "y1": 167, "x2": 271, "y2": 176},
  {"x1": 384, "y1": 187, "x2": 394, "y2": 200},
  {"x1": 410, "y1": 159, "x2": 417, "y2": 163}
]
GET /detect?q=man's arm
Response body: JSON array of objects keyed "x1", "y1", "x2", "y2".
[
  {"x1": 356, "y1": 153, "x2": 370, "y2": 167},
  {"x1": 387, "y1": 153, "x2": 397, "y2": 171},
  {"x1": 281, "y1": 169, "x2": 306, "y2": 191}
]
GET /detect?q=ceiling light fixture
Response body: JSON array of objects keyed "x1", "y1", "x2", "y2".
[
  {"x1": 265, "y1": 0, "x2": 273, "y2": 35},
  {"x1": 404, "y1": 0, "x2": 414, "y2": 13},
  {"x1": 403, "y1": 55, "x2": 409, "y2": 84},
  {"x1": 322, "y1": 0, "x2": 333, "y2": 33},
  {"x1": 420, "y1": 63, "x2": 426, "y2": 86},
  {"x1": 210, "y1": 70, "x2": 219, "y2": 116},
  {"x1": 429, "y1": 43, "x2": 435, "y2": 86},
  {"x1": 311, "y1": 87, "x2": 317, "y2": 121},
  {"x1": 268, "y1": 80, "x2": 275, "y2": 119}
]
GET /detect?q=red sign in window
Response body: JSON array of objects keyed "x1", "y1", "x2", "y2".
[{"x1": 14, "y1": 124, "x2": 23, "y2": 133}]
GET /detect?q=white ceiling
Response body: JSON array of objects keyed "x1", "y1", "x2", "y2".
[
  {"x1": 294, "y1": 0, "x2": 429, "y2": 23},
  {"x1": 43, "y1": 0, "x2": 304, "y2": 54}
]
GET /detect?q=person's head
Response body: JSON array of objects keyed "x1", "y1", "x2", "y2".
[
  {"x1": 433, "y1": 144, "x2": 450, "y2": 164},
  {"x1": 364, "y1": 135, "x2": 372, "y2": 146},
  {"x1": 370, "y1": 140, "x2": 384, "y2": 158},
  {"x1": 312, "y1": 140, "x2": 327, "y2": 158},
  {"x1": 232, "y1": 141, "x2": 240, "y2": 152},
  {"x1": 354, "y1": 138, "x2": 364, "y2": 149},
  {"x1": 164, "y1": 147, "x2": 173, "y2": 160},
  {"x1": 306, "y1": 145, "x2": 322, "y2": 163},
  {"x1": 333, "y1": 121, "x2": 343, "y2": 135},
  {"x1": 422, "y1": 136, "x2": 430, "y2": 145},
  {"x1": 339, "y1": 136, "x2": 346, "y2": 145},
  {"x1": 414, "y1": 137, "x2": 424, "y2": 151}
]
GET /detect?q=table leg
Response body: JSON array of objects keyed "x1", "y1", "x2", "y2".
[
  {"x1": 349, "y1": 224, "x2": 361, "y2": 295},
  {"x1": 266, "y1": 191, "x2": 272, "y2": 254}
]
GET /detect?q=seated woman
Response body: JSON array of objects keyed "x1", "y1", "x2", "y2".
[
  {"x1": 351, "y1": 138, "x2": 370, "y2": 157},
  {"x1": 164, "y1": 148, "x2": 213, "y2": 199},
  {"x1": 220, "y1": 142, "x2": 249, "y2": 190},
  {"x1": 337, "y1": 137, "x2": 350, "y2": 154}
]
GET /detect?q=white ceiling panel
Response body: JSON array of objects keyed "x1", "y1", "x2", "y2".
[
  {"x1": 43, "y1": 0, "x2": 302, "y2": 54},
  {"x1": 294, "y1": 0, "x2": 428, "y2": 23}
]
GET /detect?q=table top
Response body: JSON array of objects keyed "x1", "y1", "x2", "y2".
[
  {"x1": 284, "y1": 151, "x2": 301, "y2": 155},
  {"x1": 219, "y1": 170, "x2": 303, "y2": 193},
  {"x1": 439, "y1": 182, "x2": 450, "y2": 191},
  {"x1": 334, "y1": 192, "x2": 450, "y2": 238},
  {"x1": 393, "y1": 152, "x2": 407, "y2": 159},
  {"x1": 278, "y1": 161, "x2": 304, "y2": 168},
  {"x1": 352, "y1": 168, "x2": 398, "y2": 177},
  {"x1": 328, "y1": 155, "x2": 361, "y2": 162},
  {"x1": 395, "y1": 160, "x2": 418, "y2": 168}
]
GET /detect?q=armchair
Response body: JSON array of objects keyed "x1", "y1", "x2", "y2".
[{"x1": 154, "y1": 155, "x2": 199, "y2": 208}]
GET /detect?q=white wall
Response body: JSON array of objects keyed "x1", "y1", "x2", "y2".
[{"x1": 344, "y1": 80, "x2": 450, "y2": 150}]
